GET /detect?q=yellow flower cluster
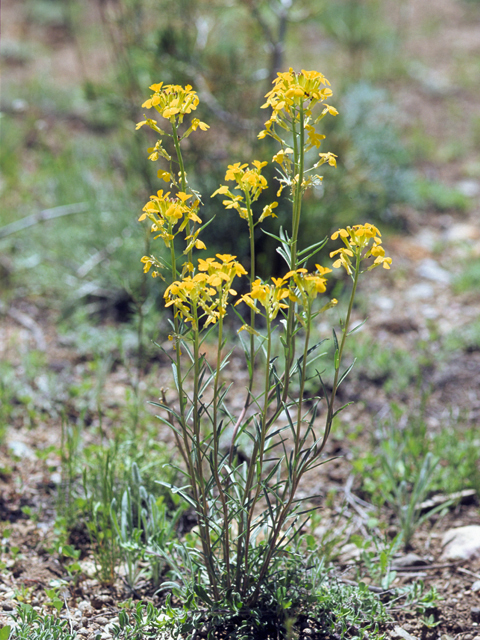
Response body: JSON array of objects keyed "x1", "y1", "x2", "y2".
[
  {"x1": 139, "y1": 190, "x2": 205, "y2": 252},
  {"x1": 165, "y1": 254, "x2": 247, "y2": 327},
  {"x1": 258, "y1": 69, "x2": 338, "y2": 139},
  {"x1": 285, "y1": 265, "x2": 332, "y2": 303},
  {"x1": 140, "y1": 255, "x2": 164, "y2": 279},
  {"x1": 236, "y1": 264, "x2": 335, "y2": 323},
  {"x1": 211, "y1": 161, "x2": 278, "y2": 222},
  {"x1": 330, "y1": 223, "x2": 392, "y2": 274},
  {"x1": 236, "y1": 278, "x2": 291, "y2": 323},
  {"x1": 136, "y1": 83, "x2": 209, "y2": 141},
  {"x1": 257, "y1": 69, "x2": 339, "y2": 198},
  {"x1": 261, "y1": 69, "x2": 335, "y2": 116},
  {"x1": 272, "y1": 148, "x2": 338, "y2": 197}
]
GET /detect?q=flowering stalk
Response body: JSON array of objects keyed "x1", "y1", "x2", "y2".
[{"x1": 136, "y1": 73, "x2": 392, "y2": 618}]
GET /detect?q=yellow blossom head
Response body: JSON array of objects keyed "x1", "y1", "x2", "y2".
[
  {"x1": 235, "y1": 277, "x2": 290, "y2": 321},
  {"x1": 141, "y1": 83, "x2": 199, "y2": 121},
  {"x1": 139, "y1": 190, "x2": 202, "y2": 248},
  {"x1": 330, "y1": 223, "x2": 392, "y2": 273}
]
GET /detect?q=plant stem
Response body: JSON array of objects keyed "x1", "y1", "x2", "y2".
[
  {"x1": 283, "y1": 104, "x2": 305, "y2": 402},
  {"x1": 228, "y1": 191, "x2": 256, "y2": 466},
  {"x1": 171, "y1": 122, "x2": 193, "y2": 267},
  {"x1": 240, "y1": 317, "x2": 272, "y2": 594},
  {"x1": 212, "y1": 313, "x2": 231, "y2": 588},
  {"x1": 322, "y1": 255, "x2": 361, "y2": 448}
]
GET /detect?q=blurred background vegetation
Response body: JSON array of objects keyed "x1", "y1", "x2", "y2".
[{"x1": 1, "y1": 0, "x2": 478, "y2": 335}]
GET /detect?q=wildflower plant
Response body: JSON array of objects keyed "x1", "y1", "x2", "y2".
[{"x1": 136, "y1": 71, "x2": 391, "y2": 633}]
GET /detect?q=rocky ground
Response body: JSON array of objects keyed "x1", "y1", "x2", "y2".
[{"x1": 1, "y1": 208, "x2": 480, "y2": 637}]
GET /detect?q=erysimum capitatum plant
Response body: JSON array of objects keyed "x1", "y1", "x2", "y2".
[{"x1": 136, "y1": 71, "x2": 392, "y2": 637}]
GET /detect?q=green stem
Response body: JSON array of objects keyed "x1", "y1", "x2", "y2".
[
  {"x1": 168, "y1": 208, "x2": 217, "y2": 596},
  {"x1": 240, "y1": 316, "x2": 272, "y2": 594},
  {"x1": 246, "y1": 191, "x2": 256, "y2": 377},
  {"x1": 294, "y1": 297, "x2": 312, "y2": 461},
  {"x1": 282, "y1": 105, "x2": 305, "y2": 403},
  {"x1": 191, "y1": 307, "x2": 219, "y2": 597},
  {"x1": 171, "y1": 122, "x2": 193, "y2": 266},
  {"x1": 212, "y1": 311, "x2": 231, "y2": 587},
  {"x1": 251, "y1": 258, "x2": 362, "y2": 604},
  {"x1": 228, "y1": 192, "x2": 256, "y2": 468},
  {"x1": 323, "y1": 254, "x2": 361, "y2": 448}
]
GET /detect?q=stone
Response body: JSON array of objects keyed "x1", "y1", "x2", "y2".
[
  {"x1": 7, "y1": 440, "x2": 35, "y2": 460},
  {"x1": 391, "y1": 553, "x2": 427, "y2": 568},
  {"x1": 416, "y1": 258, "x2": 451, "y2": 284},
  {"x1": 456, "y1": 180, "x2": 480, "y2": 198},
  {"x1": 375, "y1": 296, "x2": 394, "y2": 311},
  {"x1": 444, "y1": 223, "x2": 480, "y2": 242},
  {"x1": 393, "y1": 626, "x2": 418, "y2": 640},
  {"x1": 472, "y1": 580, "x2": 480, "y2": 593},
  {"x1": 440, "y1": 525, "x2": 480, "y2": 561},
  {"x1": 407, "y1": 282, "x2": 434, "y2": 300},
  {"x1": 472, "y1": 608, "x2": 480, "y2": 623},
  {"x1": 338, "y1": 542, "x2": 363, "y2": 563}
]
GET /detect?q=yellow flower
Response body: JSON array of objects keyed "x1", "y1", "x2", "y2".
[
  {"x1": 305, "y1": 124, "x2": 326, "y2": 149},
  {"x1": 166, "y1": 255, "x2": 247, "y2": 326},
  {"x1": 142, "y1": 83, "x2": 199, "y2": 121},
  {"x1": 212, "y1": 161, "x2": 276, "y2": 223},
  {"x1": 261, "y1": 68, "x2": 334, "y2": 122},
  {"x1": 317, "y1": 152, "x2": 338, "y2": 167},
  {"x1": 140, "y1": 255, "x2": 164, "y2": 280},
  {"x1": 258, "y1": 202, "x2": 278, "y2": 223},
  {"x1": 284, "y1": 267, "x2": 331, "y2": 302},
  {"x1": 141, "y1": 256, "x2": 154, "y2": 273},
  {"x1": 324, "y1": 104, "x2": 338, "y2": 115},
  {"x1": 157, "y1": 170, "x2": 171, "y2": 182},
  {"x1": 191, "y1": 118, "x2": 210, "y2": 132},
  {"x1": 139, "y1": 190, "x2": 202, "y2": 248},
  {"x1": 330, "y1": 224, "x2": 392, "y2": 273},
  {"x1": 272, "y1": 148, "x2": 294, "y2": 165},
  {"x1": 236, "y1": 277, "x2": 290, "y2": 321}
]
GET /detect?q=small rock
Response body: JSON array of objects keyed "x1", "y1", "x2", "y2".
[
  {"x1": 393, "y1": 626, "x2": 418, "y2": 640},
  {"x1": 444, "y1": 223, "x2": 480, "y2": 242},
  {"x1": 12, "y1": 98, "x2": 28, "y2": 112},
  {"x1": 376, "y1": 296, "x2": 394, "y2": 311},
  {"x1": 91, "y1": 596, "x2": 106, "y2": 610},
  {"x1": 472, "y1": 608, "x2": 480, "y2": 623},
  {"x1": 407, "y1": 282, "x2": 434, "y2": 300},
  {"x1": 7, "y1": 440, "x2": 35, "y2": 460},
  {"x1": 1, "y1": 601, "x2": 14, "y2": 611},
  {"x1": 416, "y1": 258, "x2": 451, "y2": 284},
  {"x1": 95, "y1": 616, "x2": 109, "y2": 625},
  {"x1": 338, "y1": 543, "x2": 363, "y2": 563},
  {"x1": 391, "y1": 553, "x2": 428, "y2": 568},
  {"x1": 456, "y1": 180, "x2": 480, "y2": 198},
  {"x1": 472, "y1": 580, "x2": 480, "y2": 592},
  {"x1": 440, "y1": 525, "x2": 480, "y2": 561}
]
